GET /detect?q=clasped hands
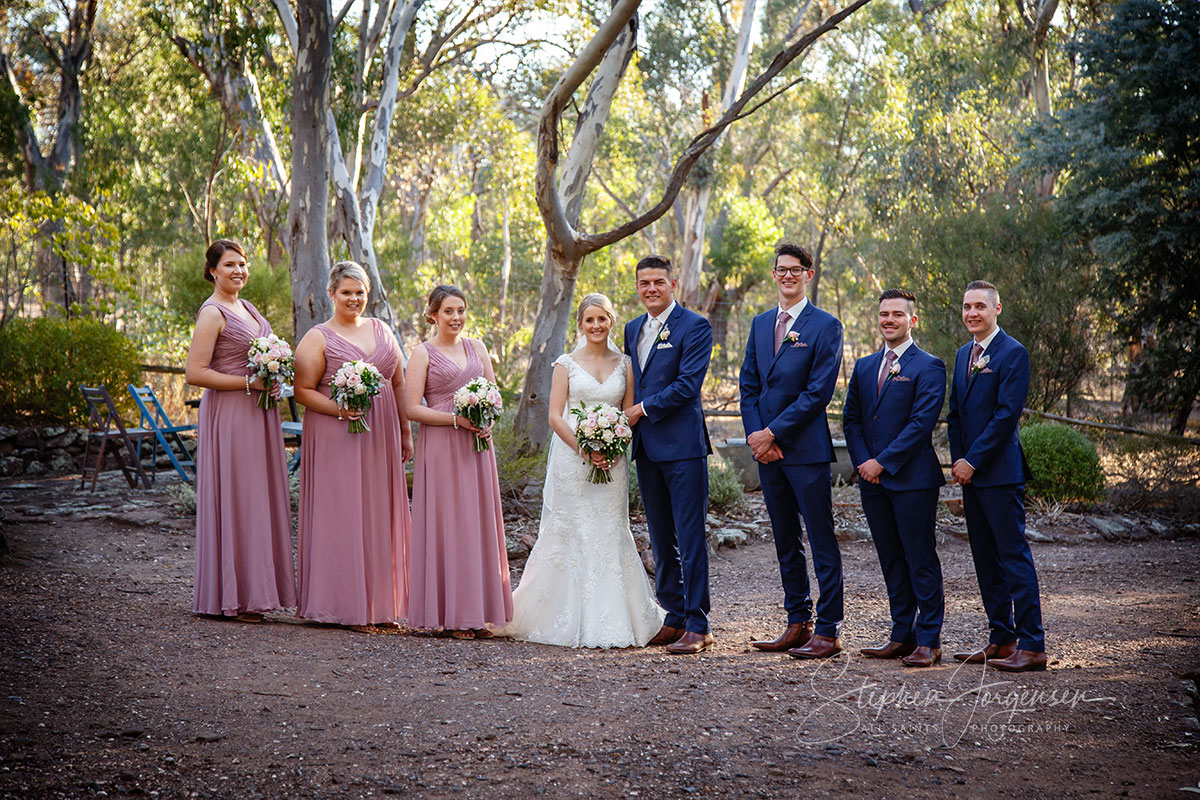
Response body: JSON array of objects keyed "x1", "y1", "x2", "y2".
[
  {"x1": 950, "y1": 458, "x2": 975, "y2": 485},
  {"x1": 747, "y1": 429, "x2": 782, "y2": 464}
]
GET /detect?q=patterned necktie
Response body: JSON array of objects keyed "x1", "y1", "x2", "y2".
[
  {"x1": 639, "y1": 318, "x2": 661, "y2": 368},
  {"x1": 877, "y1": 349, "x2": 897, "y2": 394},
  {"x1": 969, "y1": 342, "x2": 984, "y2": 379},
  {"x1": 773, "y1": 311, "x2": 791, "y2": 355}
]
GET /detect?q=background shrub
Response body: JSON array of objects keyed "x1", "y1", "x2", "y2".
[
  {"x1": 490, "y1": 410, "x2": 548, "y2": 511},
  {"x1": 1020, "y1": 422, "x2": 1105, "y2": 504},
  {"x1": 708, "y1": 453, "x2": 747, "y2": 512},
  {"x1": 0, "y1": 317, "x2": 143, "y2": 425}
]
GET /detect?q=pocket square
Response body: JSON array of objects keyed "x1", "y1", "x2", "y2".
[
  {"x1": 656, "y1": 342, "x2": 674, "y2": 350},
  {"x1": 894, "y1": 375, "x2": 912, "y2": 382},
  {"x1": 980, "y1": 368, "x2": 994, "y2": 374},
  {"x1": 795, "y1": 341, "x2": 809, "y2": 348}
]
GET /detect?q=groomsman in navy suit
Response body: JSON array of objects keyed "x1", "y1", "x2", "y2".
[
  {"x1": 947, "y1": 280, "x2": 1047, "y2": 672},
  {"x1": 843, "y1": 289, "x2": 946, "y2": 668},
  {"x1": 624, "y1": 255, "x2": 715, "y2": 655},
  {"x1": 739, "y1": 242, "x2": 845, "y2": 659}
]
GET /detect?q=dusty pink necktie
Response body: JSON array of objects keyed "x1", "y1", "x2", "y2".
[
  {"x1": 877, "y1": 350, "x2": 896, "y2": 393},
  {"x1": 773, "y1": 311, "x2": 790, "y2": 355},
  {"x1": 970, "y1": 342, "x2": 984, "y2": 376}
]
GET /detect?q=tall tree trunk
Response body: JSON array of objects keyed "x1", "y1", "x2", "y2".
[
  {"x1": 513, "y1": 4, "x2": 638, "y2": 449},
  {"x1": 498, "y1": 186, "x2": 513, "y2": 331},
  {"x1": 676, "y1": 0, "x2": 758, "y2": 308},
  {"x1": 287, "y1": 0, "x2": 333, "y2": 342}
]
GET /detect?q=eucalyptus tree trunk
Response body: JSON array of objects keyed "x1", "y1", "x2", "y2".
[
  {"x1": 286, "y1": 0, "x2": 333, "y2": 342},
  {"x1": 513, "y1": 3, "x2": 639, "y2": 449},
  {"x1": 677, "y1": 0, "x2": 758, "y2": 308}
]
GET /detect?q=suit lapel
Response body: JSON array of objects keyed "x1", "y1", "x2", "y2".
[
  {"x1": 768, "y1": 302, "x2": 813, "y2": 378},
  {"x1": 641, "y1": 304, "x2": 682, "y2": 376},
  {"x1": 630, "y1": 314, "x2": 647, "y2": 383},
  {"x1": 964, "y1": 328, "x2": 1006, "y2": 400},
  {"x1": 872, "y1": 345, "x2": 918, "y2": 413}
]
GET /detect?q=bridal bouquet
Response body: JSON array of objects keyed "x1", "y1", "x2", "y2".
[
  {"x1": 331, "y1": 360, "x2": 384, "y2": 434},
  {"x1": 571, "y1": 402, "x2": 633, "y2": 484},
  {"x1": 453, "y1": 378, "x2": 504, "y2": 452},
  {"x1": 246, "y1": 335, "x2": 294, "y2": 410}
]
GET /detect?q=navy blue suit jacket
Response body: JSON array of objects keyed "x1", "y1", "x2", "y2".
[
  {"x1": 842, "y1": 343, "x2": 947, "y2": 491},
  {"x1": 946, "y1": 327, "x2": 1033, "y2": 487},
  {"x1": 739, "y1": 301, "x2": 843, "y2": 466},
  {"x1": 624, "y1": 304, "x2": 713, "y2": 463}
]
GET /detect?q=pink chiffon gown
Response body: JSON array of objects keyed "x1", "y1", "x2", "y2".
[
  {"x1": 297, "y1": 317, "x2": 411, "y2": 625},
  {"x1": 193, "y1": 299, "x2": 297, "y2": 616},
  {"x1": 407, "y1": 340, "x2": 513, "y2": 630}
]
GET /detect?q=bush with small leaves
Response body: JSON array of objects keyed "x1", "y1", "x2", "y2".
[
  {"x1": 1020, "y1": 423, "x2": 1105, "y2": 504},
  {"x1": 708, "y1": 453, "x2": 746, "y2": 512}
]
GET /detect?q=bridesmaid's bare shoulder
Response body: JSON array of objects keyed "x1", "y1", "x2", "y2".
[{"x1": 467, "y1": 337, "x2": 490, "y2": 358}]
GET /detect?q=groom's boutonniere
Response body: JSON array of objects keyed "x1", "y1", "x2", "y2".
[
  {"x1": 887, "y1": 360, "x2": 901, "y2": 381},
  {"x1": 657, "y1": 324, "x2": 671, "y2": 343},
  {"x1": 785, "y1": 331, "x2": 800, "y2": 346},
  {"x1": 971, "y1": 354, "x2": 991, "y2": 375}
]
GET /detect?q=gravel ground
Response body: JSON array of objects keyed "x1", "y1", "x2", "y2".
[{"x1": 0, "y1": 474, "x2": 1197, "y2": 799}]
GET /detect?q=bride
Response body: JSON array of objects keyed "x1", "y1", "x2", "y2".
[{"x1": 505, "y1": 293, "x2": 665, "y2": 647}]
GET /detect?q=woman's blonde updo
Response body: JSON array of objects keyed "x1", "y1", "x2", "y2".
[
  {"x1": 575, "y1": 293, "x2": 617, "y2": 328},
  {"x1": 328, "y1": 261, "x2": 371, "y2": 295},
  {"x1": 424, "y1": 284, "x2": 467, "y2": 325}
]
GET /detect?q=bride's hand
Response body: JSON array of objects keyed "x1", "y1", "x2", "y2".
[{"x1": 588, "y1": 451, "x2": 614, "y2": 470}]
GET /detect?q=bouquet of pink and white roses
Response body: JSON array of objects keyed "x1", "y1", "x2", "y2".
[
  {"x1": 246, "y1": 334, "x2": 294, "y2": 410},
  {"x1": 453, "y1": 377, "x2": 503, "y2": 452},
  {"x1": 570, "y1": 402, "x2": 633, "y2": 484},
  {"x1": 331, "y1": 359, "x2": 384, "y2": 434}
]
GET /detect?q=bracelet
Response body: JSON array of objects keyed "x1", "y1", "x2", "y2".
[
  {"x1": 452, "y1": 412, "x2": 458, "y2": 430},
  {"x1": 244, "y1": 374, "x2": 251, "y2": 395}
]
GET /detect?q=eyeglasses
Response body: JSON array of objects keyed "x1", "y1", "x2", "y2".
[{"x1": 773, "y1": 266, "x2": 811, "y2": 277}]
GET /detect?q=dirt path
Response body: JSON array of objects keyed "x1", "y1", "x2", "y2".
[{"x1": 1, "y1": 476, "x2": 1197, "y2": 799}]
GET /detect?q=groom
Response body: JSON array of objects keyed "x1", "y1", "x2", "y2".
[{"x1": 624, "y1": 255, "x2": 715, "y2": 655}]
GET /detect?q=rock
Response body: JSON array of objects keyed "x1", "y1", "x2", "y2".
[
  {"x1": 41, "y1": 425, "x2": 67, "y2": 439},
  {"x1": 943, "y1": 498, "x2": 964, "y2": 517},
  {"x1": 47, "y1": 453, "x2": 75, "y2": 474},
  {"x1": 713, "y1": 528, "x2": 748, "y2": 548},
  {"x1": 0, "y1": 426, "x2": 16, "y2": 442},
  {"x1": 194, "y1": 733, "x2": 224, "y2": 743},
  {"x1": 13, "y1": 430, "x2": 38, "y2": 449},
  {"x1": 1086, "y1": 516, "x2": 1128, "y2": 541},
  {"x1": 24, "y1": 461, "x2": 46, "y2": 476},
  {"x1": 835, "y1": 526, "x2": 871, "y2": 543},
  {"x1": 505, "y1": 533, "x2": 530, "y2": 560},
  {"x1": 1025, "y1": 525, "x2": 1054, "y2": 543},
  {"x1": 1182, "y1": 716, "x2": 1200, "y2": 732},
  {"x1": 640, "y1": 548, "x2": 655, "y2": 576},
  {"x1": 0, "y1": 456, "x2": 23, "y2": 477},
  {"x1": 944, "y1": 524, "x2": 969, "y2": 541}
]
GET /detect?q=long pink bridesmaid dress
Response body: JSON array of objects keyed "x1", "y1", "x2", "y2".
[
  {"x1": 408, "y1": 340, "x2": 513, "y2": 630},
  {"x1": 193, "y1": 299, "x2": 297, "y2": 615},
  {"x1": 297, "y1": 317, "x2": 411, "y2": 625}
]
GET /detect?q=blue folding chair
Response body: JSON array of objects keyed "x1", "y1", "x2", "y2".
[
  {"x1": 127, "y1": 385, "x2": 198, "y2": 483},
  {"x1": 281, "y1": 385, "x2": 302, "y2": 475}
]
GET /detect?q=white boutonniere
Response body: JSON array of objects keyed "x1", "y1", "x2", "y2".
[
  {"x1": 971, "y1": 354, "x2": 991, "y2": 375},
  {"x1": 657, "y1": 325, "x2": 671, "y2": 342},
  {"x1": 785, "y1": 331, "x2": 800, "y2": 345},
  {"x1": 887, "y1": 360, "x2": 901, "y2": 381}
]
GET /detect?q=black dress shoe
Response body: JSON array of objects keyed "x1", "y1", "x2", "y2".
[
  {"x1": 752, "y1": 622, "x2": 814, "y2": 652},
  {"x1": 787, "y1": 634, "x2": 843, "y2": 659},
  {"x1": 860, "y1": 641, "x2": 917, "y2": 659},
  {"x1": 953, "y1": 641, "x2": 1016, "y2": 664},
  {"x1": 900, "y1": 646, "x2": 942, "y2": 667}
]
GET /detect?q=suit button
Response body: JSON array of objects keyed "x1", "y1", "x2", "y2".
[{"x1": 873, "y1": 415, "x2": 878, "y2": 420}]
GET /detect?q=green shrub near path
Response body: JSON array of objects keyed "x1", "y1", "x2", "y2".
[
  {"x1": 0, "y1": 317, "x2": 142, "y2": 426},
  {"x1": 1020, "y1": 422, "x2": 1105, "y2": 504}
]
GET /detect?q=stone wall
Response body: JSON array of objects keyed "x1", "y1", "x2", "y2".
[{"x1": 0, "y1": 425, "x2": 89, "y2": 477}]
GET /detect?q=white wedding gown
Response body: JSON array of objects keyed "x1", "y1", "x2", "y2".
[{"x1": 506, "y1": 353, "x2": 665, "y2": 648}]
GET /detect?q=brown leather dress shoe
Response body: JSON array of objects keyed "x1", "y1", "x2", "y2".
[
  {"x1": 987, "y1": 649, "x2": 1048, "y2": 672},
  {"x1": 647, "y1": 625, "x2": 685, "y2": 646},
  {"x1": 752, "y1": 622, "x2": 814, "y2": 652},
  {"x1": 952, "y1": 641, "x2": 1017, "y2": 664},
  {"x1": 787, "y1": 634, "x2": 843, "y2": 659},
  {"x1": 860, "y1": 641, "x2": 917, "y2": 659},
  {"x1": 900, "y1": 646, "x2": 942, "y2": 667},
  {"x1": 666, "y1": 631, "x2": 714, "y2": 654}
]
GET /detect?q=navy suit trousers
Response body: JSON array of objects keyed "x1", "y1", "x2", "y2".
[
  {"x1": 636, "y1": 456, "x2": 710, "y2": 634},
  {"x1": 758, "y1": 461, "x2": 842, "y2": 637},
  {"x1": 962, "y1": 483, "x2": 1045, "y2": 652},
  {"x1": 859, "y1": 483, "x2": 944, "y2": 647}
]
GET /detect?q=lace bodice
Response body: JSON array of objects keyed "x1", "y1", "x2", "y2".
[{"x1": 555, "y1": 352, "x2": 629, "y2": 414}]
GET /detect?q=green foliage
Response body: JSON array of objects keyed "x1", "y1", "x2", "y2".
[
  {"x1": 708, "y1": 453, "x2": 746, "y2": 512},
  {"x1": 1019, "y1": 423, "x2": 1105, "y2": 504},
  {"x1": 0, "y1": 317, "x2": 143, "y2": 425},
  {"x1": 628, "y1": 461, "x2": 642, "y2": 514},
  {"x1": 164, "y1": 243, "x2": 294, "y2": 340},
  {"x1": 490, "y1": 411, "x2": 548, "y2": 508},
  {"x1": 1029, "y1": 0, "x2": 1200, "y2": 432}
]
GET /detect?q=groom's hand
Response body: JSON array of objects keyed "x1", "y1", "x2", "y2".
[
  {"x1": 756, "y1": 443, "x2": 783, "y2": 463},
  {"x1": 857, "y1": 458, "x2": 883, "y2": 484},
  {"x1": 747, "y1": 428, "x2": 775, "y2": 458},
  {"x1": 624, "y1": 403, "x2": 646, "y2": 425}
]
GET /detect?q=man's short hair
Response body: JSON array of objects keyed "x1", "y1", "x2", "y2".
[
  {"x1": 964, "y1": 279, "x2": 1000, "y2": 305},
  {"x1": 879, "y1": 288, "x2": 916, "y2": 314},
  {"x1": 774, "y1": 241, "x2": 814, "y2": 270},
  {"x1": 636, "y1": 254, "x2": 673, "y2": 276}
]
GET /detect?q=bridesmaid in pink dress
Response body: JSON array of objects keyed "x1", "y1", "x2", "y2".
[
  {"x1": 185, "y1": 239, "x2": 296, "y2": 621},
  {"x1": 293, "y1": 261, "x2": 413, "y2": 632},
  {"x1": 405, "y1": 285, "x2": 513, "y2": 638}
]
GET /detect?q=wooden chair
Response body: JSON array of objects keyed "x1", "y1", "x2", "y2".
[
  {"x1": 128, "y1": 384, "x2": 198, "y2": 483},
  {"x1": 79, "y1": 386, "x2": 155, "y2": 491}
]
